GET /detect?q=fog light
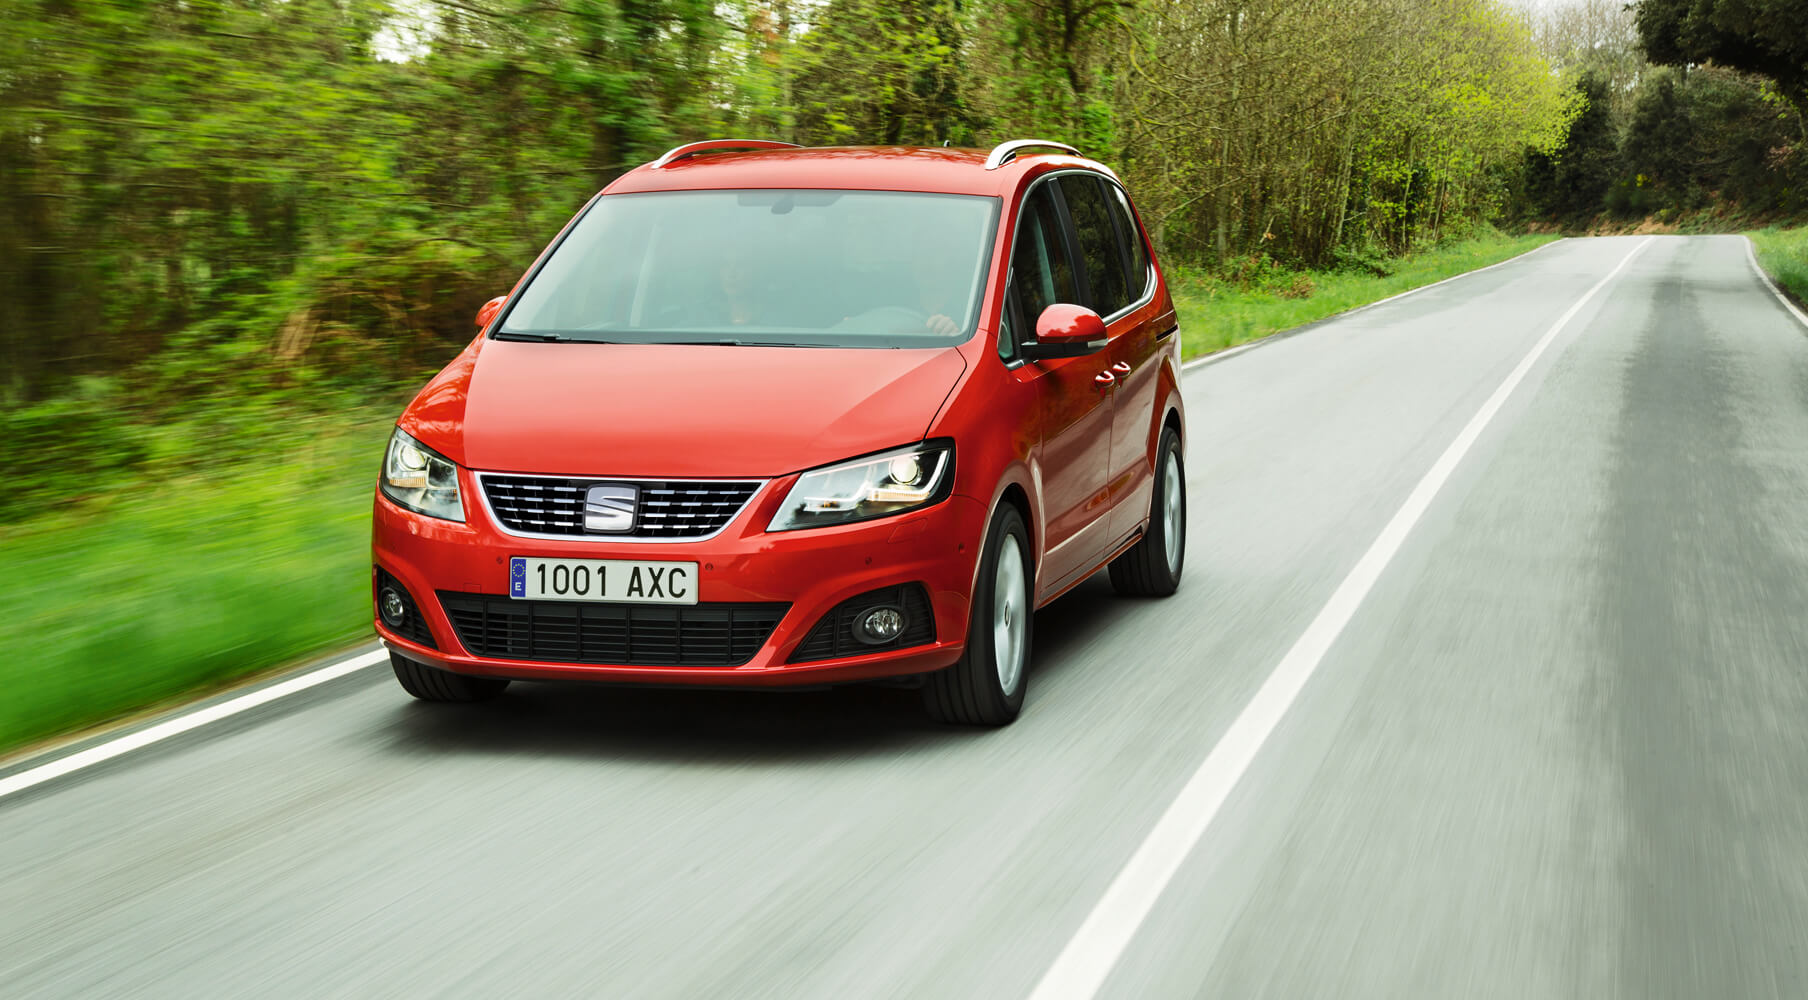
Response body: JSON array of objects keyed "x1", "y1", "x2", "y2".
[
  {"x1": 379, "y1": 587, "x2": 407, "y2": 627},
  {"x1": 856, "y1": 605, "x2": 906, "y2": 645}
]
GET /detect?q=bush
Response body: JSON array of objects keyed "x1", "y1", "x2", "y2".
[{"x1": 0, "y1": 383, "x2": 147, "y2": 523}]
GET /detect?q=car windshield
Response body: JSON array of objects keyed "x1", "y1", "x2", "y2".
[{"x1": 499, "y1": 189, "x2": 1000, "y2": 348}]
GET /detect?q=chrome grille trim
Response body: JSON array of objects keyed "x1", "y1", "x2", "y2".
[{"x1": 476, "y1": 472, "x2": 767, "y2": 543}]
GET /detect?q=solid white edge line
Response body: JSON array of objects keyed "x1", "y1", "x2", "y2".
[
  {"x1": 1180, "y1": 238, "x2": 1566, "y2": 372},
  {"x1": 1026, "y1": 235, "x2": 1657, "y2": 1000},
  {"x1": 0, "y1": 648, "x2": 388, "y2": 802},
  {"x1": 1742, "y1": 235, "x2": 1808, "y2": 332},
  {"x1": 1179, "y1": 340, "x2": 1261, "y2": 370}
]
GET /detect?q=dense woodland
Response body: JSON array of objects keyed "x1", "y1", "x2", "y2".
[
  {"x1": 1, "y1": 0, "x2": 1804, "y2": 520},
  {"x1": 1521, "y1": 0, "x2": 1804, "y2": 226}
]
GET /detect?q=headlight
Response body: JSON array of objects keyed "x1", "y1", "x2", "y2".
[
  {"x1": 380, "y1": 427, "x2": 465, "y2": 522},
  {"x1": 768, "y1": 442, "x2": 953, "y2": 531}
]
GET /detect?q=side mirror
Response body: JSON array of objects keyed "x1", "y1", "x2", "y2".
[
  {"x1": 475, "y1": 295, "x2": 506, "y2": 330},
  {"x1": 1020, "y1": 304, "x2": 1107, "y2": 361}
]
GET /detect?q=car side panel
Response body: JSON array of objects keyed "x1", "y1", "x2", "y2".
[{"x1": 1105, "y1": 306, "x2": 1168, "y2": 541}]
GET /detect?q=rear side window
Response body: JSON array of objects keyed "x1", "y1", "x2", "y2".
[
  {"x1": 1009, "y1": 184, "x2": 1080, "y2": 340},
  {"x1": 1107, "y1": 183, "x2": 1151, "y2": 303},
  {"x1": 1057, "y1": 175, "x2": 1130, "y2": 317}
]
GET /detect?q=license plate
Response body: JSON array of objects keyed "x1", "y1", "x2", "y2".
[{"x1": 509, "y1": 557, "x2": 698, "y2": 605}]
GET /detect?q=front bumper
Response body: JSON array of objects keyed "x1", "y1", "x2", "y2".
[{"x1": 372, "y1": 470, "x2": 985, "y2": 686}]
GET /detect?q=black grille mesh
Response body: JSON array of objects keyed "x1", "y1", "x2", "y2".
[
  {"x1": 480, "y1": 476, "x2": 761, "y2": 538},
  {"x1": 375, "y1": 568, "x2": 437, "y2": 649},
  {"x1": 437, "y1": 592, "x2": 787, "y2": 667},
  {"x1": 788, "y1": 583, "x2": 935, "y2": 663}
]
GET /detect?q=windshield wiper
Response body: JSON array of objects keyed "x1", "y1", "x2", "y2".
[
  {"x1": 698, "y1": 338, "x2": 810, "y2": 348},
  {"x1": 492, "y1": 331, "x2": 574, "y2": 343}
]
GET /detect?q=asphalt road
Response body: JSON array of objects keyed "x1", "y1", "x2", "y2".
[{"x1": 6, "y1": 235, "x2": 1808, "y2": 999}]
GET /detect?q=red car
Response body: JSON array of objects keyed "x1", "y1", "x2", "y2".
[{"x1": 372, "y1": 139, "x2": 1186, "y2": 725}]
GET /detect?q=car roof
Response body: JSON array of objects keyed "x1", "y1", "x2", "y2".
[{"x1": 603, "y1": 144, "x2": 1112, "y2": 198}]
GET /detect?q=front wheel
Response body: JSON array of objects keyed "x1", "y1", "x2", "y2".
[
  {"x1": 1109, "y1": 426, "x2": 1185, "y2": 597},
  {"x1": 924, "y1": 504, "x2": 1033, "y2": 726},
  {"x1": 390, "y1": 652, "x2": 510, "y2": 703}
]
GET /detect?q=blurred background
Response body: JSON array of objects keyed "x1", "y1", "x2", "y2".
[{"x1": 2, "y1": 0, "x2": 1803, "y2": 753}]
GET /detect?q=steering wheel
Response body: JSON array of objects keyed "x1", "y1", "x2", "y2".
[{"x1": 836, "y1": 304, "x2": 929, "y2": 332}]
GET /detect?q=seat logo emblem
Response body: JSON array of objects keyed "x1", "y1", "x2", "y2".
[{"x1": 584, "y1": 484, "x2": 638, "y2": 533}]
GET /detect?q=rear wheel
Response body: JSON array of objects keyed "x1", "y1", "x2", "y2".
[
  {"x1": 390, "y1": 652, "x2": 510, "y2": 703},
  {"x1": 1109, "y1": 426, "x2": 1185, "y2": 597},
  {"x1": 924, "y1": 504, "x2": 1032, "y2": 726}
]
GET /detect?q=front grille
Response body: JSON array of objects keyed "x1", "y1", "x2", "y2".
[
  {"x1": 789, "y1": 583, "x2": 935, "y2": 663},
  {"x1": 479, "y1": 475, "x2": 762, "y2": 539},
  {"x1": 376, "y1": 568, "x2": 437, "y2": 649},
  {"x1": 438, "y1": 592, "x2": 788, "y2": 667}
]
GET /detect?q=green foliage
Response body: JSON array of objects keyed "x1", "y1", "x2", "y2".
[
  {"x1": 1618, "y1": 67, "x2": 1804, "y2": 216},
  {"x1": 2, "y1": 0, "x2": 1581, "y2": 414},
  {"x1": 1108, "y1": 0, "x2": 1574, "y2": 268},
  {"x1": 967, "y1": 0, "x2": 1127, "y2": 141},
  {"x1": 1514, "y1": 0, "x2": 1805, "y2": 229},
  {"x1": 1522, "y1": 73, "x2": 1622, "y2": 223},
  {"x1": 1635, "y1": 0, "x2": 1808, "y2": 108},
  {"x1": 0, "y1": 381, "x2": 149, "y2": 522},
  {"x1": 789, "y1": 0, "x2": 975, "y2": 145},
  {"x1": 1, "y1": 0, "x2": 727, "y2": 406}
]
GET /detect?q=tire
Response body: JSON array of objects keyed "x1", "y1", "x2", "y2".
[
  {"x1": 1109, "y1": 426, "x2": 1185, "y2": 597},
  {"x1": 390, "y1": 652, "x2": 510, "y2": 703},
  {"x1": 924, "y1": 504, "x2": 1033, "y2": 726}
]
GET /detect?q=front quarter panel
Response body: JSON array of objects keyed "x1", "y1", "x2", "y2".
[{"x1": 933, "y1": 341, "x2": 1048, "y2": 598}]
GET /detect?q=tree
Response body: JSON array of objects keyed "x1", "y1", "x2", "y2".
[
  {"x1": 1634, "y1": 0, "x2": 1808, "y2": 109},
  {"x1": 1522, "y1": 72, "x2": 1622, "y2": 222},
  {"x1": 788, "y1": 0, "x2": 974, "y2": 146},
  {"x1": 1618, "y1": 65, "x2": 1805, "y2": 214},
  {"x1": 966, "y1": 0, "x2": 1131, "y2": 147},
  {"x1": 1110, "y1": 0, "x2": 1571, "y2": 266},
  {"x1": 1535, "y1": 0, "x2": 1647, "y2": 118}
]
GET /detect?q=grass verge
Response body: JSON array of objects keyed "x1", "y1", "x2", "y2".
[
  {"x1": 1170, "y1": 231, "x2": 1559, "y2": 359},
  {"x1": 0, "y1": 409, "x2": 394, "y2": 755},
  {"x1": 1748, "y1": 226, "x2": 1808, "y2": 304}
]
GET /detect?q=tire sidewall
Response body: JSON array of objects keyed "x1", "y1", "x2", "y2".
[
  {"x1": 972, "y1": 504, "x2": 1032, "y2": 714},
  {"x1": 1155, "y1": 428, "x2": 1185, "y2": 585}
]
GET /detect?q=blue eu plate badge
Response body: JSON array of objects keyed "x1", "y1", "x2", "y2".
[{"x1": 509, "y1": 556, "x2": 527, "y2": 598}]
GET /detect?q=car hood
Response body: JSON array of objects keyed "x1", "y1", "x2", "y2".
[{"x1": 417, "y1": 340, "x2": 968, "y2": 478}]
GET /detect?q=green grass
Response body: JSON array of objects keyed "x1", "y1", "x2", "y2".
[
  {"x1": 0, "y1": 409, "x2": 394, "y2": 754},
  {"x1": 1748, "y1": 226, "x2": 1808, "y2": 304},
  {"x1": 1170, "y1": 231, "x2": 1560, "y2": 359}
]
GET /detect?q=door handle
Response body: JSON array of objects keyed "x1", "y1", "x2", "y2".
[
  {"x1": 1111, "y1": 361, "x2": 1132, "y2": 376},
  {"x1": 1094, "y1": 370, "x2": 1117, "y2": 389}
]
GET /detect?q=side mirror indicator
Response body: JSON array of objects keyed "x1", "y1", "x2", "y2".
[
  {"x1": 1020, "y1": 304, "x2": 1107, "y2": 361},
  {"x1": 475, "y1": 296, "x2": 506, "y2": 330}
]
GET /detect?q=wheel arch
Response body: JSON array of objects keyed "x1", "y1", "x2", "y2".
[
  {"x1": 965, "y1": 465, "x2": 1041, "y2": 606},
  {"x1": 1150, "y1": 350, "x2": 1186, "y2": 459}
]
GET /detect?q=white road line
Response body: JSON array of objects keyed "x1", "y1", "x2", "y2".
[
  {"x1": 1027, "y1": 235, "x2": 1656, "y2": 1000},
  {"x1": 1742, "y1": 236, "x2": 1808, "y2": 332},
  {"x1": 0, "y1": 648, "x2": 387, "y2": 802},
  {"x1": 1180, "y1": 238, "x2": 1566, "y2": 372},
  {"x1": 1179, "y1": 340, "x2": 1263, "y2": 370}
]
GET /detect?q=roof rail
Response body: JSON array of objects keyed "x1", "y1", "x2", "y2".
[
  {"x1": 650, "y1": 139, "x2": 802, "y2": 169},
  {"x1": 984, "y1": 139, "x2": 1081, "y2": 170}
]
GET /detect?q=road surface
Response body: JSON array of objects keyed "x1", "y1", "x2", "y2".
[{"x1": 5, "y1": 235, "x2": 1808, "y2": 998}]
